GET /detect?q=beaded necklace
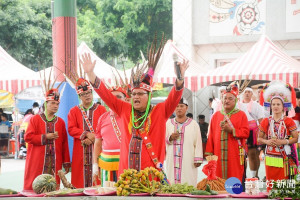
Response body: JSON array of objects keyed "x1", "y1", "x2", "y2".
[{"x1": 131, "y1": 93, "x2": 151, "y2": 129}]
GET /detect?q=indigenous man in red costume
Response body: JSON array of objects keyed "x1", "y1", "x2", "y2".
[
  {"x1": 81, "y1": 38, "x2": 189, "y2": 175},
  {"x1": 68, "y1": 78, "x2": 106, "y2": 188},
  {"x1": 24, "y1": 87, "x2": 71, "y2": 190},
  {"x1": 205, "y1": 81, "x2": 249, "y2": 183}
]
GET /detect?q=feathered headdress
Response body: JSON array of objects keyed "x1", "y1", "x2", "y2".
[
  {"x1": 225, "y1": 81, "x2": 240, "y2": 97},
  {"x1": 238, "y1": 79, "x2": 251, "y2": 94},
  {"x1": 130, "y1": 33, "x2": 166, "y2": 92},
  {"x1": 64, "y1": 60, "x2": 93, "y2": 95},
  {"x1": 107, "y1": 66, "x2": 130, "y2": 98},
  {"x1": 259, "y1": 81, "x2": 296, "y2": 113},
  {"x1": 40, "y1": 67, "x2": 63, "y2": 102}
]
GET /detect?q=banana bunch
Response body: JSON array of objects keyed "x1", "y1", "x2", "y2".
[{"x1": 114, "y1": 167, "x2": 164, "y2": 196}]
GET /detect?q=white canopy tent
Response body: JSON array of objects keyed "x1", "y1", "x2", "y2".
[
  {"x1": 77, "y1": 42, "x2": 120, "y2": 85},
  {"x1": 0, "y1": 46, "x2": 40, "y2": 94},
  {"x1": 198, "y1": 35, "x2": 300, "y2": 88}
]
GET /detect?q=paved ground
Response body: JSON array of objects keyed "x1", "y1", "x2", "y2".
[
  {"x1": 0, "y1": 156, "x2": 267, "y2": 192},
  {"x1": 0, "y1": 156, "x2": 72, "y2": 191}
]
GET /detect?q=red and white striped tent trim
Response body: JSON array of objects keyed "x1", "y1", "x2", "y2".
[
  {"x1": 0, "y1": 46, "x2": 41, "y2": 94},
  {"x1": 197, "y1": 35, "x2": 300, "y2": 88},
  {"x1": 153, "y1": 40, "x2": 207, "y2": 91},
  {"x1": 0, "y1": 79, "x2": 41, "y2": 95}
]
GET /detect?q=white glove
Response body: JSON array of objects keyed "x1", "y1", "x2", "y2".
[{"x1": 93, "y1": 163, "x2": 99, "y2": 175}]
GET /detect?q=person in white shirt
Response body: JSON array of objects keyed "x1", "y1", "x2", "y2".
[
  {"x1": 241, "y1": 87, "x2": 265, "y2": 178},
  {"x1": 165, "y1": 98, "x2": 203, "y2": 187}
]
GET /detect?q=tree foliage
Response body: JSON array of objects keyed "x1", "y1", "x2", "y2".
[
  {"x1": 0, "y1": 0, "x2": 52, "y2": 71},
  {"x1": 0, "y1": 0, "x2": 172, "y2": 70},
  {"x1": 78, "y1": 0, "x2": 172, "y2": 63}
]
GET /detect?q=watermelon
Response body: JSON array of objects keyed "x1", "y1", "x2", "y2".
[{"x1": 32, "y1": 174, "x2": 57, "y2": 194}]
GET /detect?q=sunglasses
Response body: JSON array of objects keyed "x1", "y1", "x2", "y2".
[
  {"x1": 77, "y1": 85, "x2": 88, "y2": 91},
  {"x1": 79, "y1": 91, "x2": 92, "y2": 97}
]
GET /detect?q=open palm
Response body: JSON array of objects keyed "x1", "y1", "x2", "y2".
[{"x1": 79, "y1": 53, "x2": 96, "y2": 74}]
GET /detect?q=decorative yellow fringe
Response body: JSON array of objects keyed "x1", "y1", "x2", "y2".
[{"x1": 239, "y1": 146, "x2": 245, "y2": 165}]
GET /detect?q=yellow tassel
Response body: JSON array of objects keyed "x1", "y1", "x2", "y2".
[
  {"x1": 239, "y1": 147, "x2": 244, "y2": 165},
  {"x1": 283, "y1": 159, "x2": 289, "y2": 177}
]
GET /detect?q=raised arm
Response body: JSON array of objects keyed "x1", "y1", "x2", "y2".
[
  {"x1": 80, "y1": 53, "x2": 97, "y2": 85},
  {"x1": 80, "y1": 53, "x2": 130, "y2": 115}
]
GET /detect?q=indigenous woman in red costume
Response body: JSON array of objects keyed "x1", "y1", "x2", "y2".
[{"x1": 257, "y1": 81, "x2": 299, "y2": 191}]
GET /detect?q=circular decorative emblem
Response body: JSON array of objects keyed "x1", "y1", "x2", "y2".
[{"x1": 236, "y1": 3, "x2": 260, "y2": 34}]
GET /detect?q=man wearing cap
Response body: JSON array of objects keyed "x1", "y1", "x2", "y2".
[
  {"x1": 241, "y1": 87, "x2": 264, "y2": 178},
  {"x1": 24, "y1": 88, "x2": 71, "y2": 190},
  {"x1": 68, "y1": 78, "x2": 107, "y2": 188},
  {"x1": 165, "y1": 98, "x2": 203, "y2": 187},
  {"x1": 205, "y1": 82, "x2": 249, "y2": 183},
  {"x1": 93, "y1": 86, "x2": 128, "y2": 186},
  {"x1": 80, "y1": 49, "x2": 188, "y2": 175}
]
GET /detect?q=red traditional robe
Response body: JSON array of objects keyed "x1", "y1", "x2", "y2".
[
  {"x1": 205, "y1": 110, "x2": 249, "y2": 183},
  {"x1": 292, "y1": 109, "x2": 300, "y2": 123},
  {"x1": 68, "y1": 103, "x2": 106, "y2": 188},
  {"x1": 92, "y1": 77, "x2": 183, "y2": 175},
  {"x1": 23, "y1": 113, "x2": 70, "y2": 190}
]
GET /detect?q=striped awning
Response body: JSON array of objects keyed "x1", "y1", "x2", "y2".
[
  {"x1": 0, "y1": 80, "x2": 41, "y2": 95},
  {"x1": 0, "y1": 43, "x2": 117, "y2": 95},
  {"x1": 0, "y1": 46, "x2": 41, "y2": 94},
  {"x1": 153, "y1": 40, "x2": 207, "y2": 91},
  {"x1": 196, "y1": 35, "x2": 300, "y2": 88}
]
